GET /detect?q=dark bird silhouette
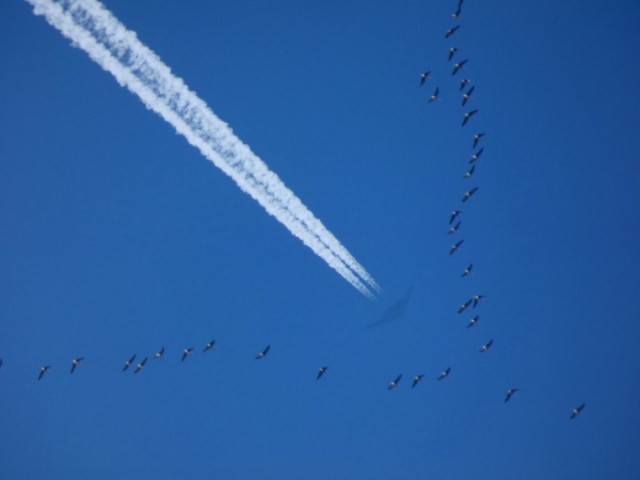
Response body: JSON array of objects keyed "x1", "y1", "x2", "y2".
[
  {"x1": 134, "y1": 357, "x2": 148, "y2": 374},
  {"x1": 462, "y1": 109, "x2": 478, "y2": 127},
  {"x1": 452, "y1": 0, "x2": 464, "y2": 18},
  {"x1": 448, "y1": 220, "x2": 462, "y2": 235},
  {"x1": 203, "y1": 340, "x2": 216, "y2": 352},
  {"x1": 411, "y1": 374, "x2": 424, "y2": 388},
  {"x1": 153, "y1": 346, "x2": 165, "y2": 359},
  {"x1": 467, "y1": 315, "x2": 479, "y2": 328},
  {"x1": 181, "y1": 348, "x2": 194, "y2": 362},
  {"x1": 461, "y1": 264, "x2": 473, "y2": 277},
  {"x1": 463, "y1": 164, "x2": 476, "y2": 179},
  {"x1": 70, "y1": 357, "x2": 84, "y2": 374},
  {"x1": 419, "y1": 71, "x2": 431, "y2": 86},
  {"x1": 388, "y1": 374, "x2": 402, "y2": 390},
  {"x1": 122, "y1": 354, "x2": 136, "y2": 372},
  {"x1": 428, "y1": 86, "x2": 440, "y2": 103},
  {"x1": 448, "y1": 47, "x2": 459, "y2": 61},
  {"x1": 462, "y1": 85, "x2": 475, "y2": 106},
  {"x1": 317, "y1": 366, "x2": 328, "y2": 380},
  {"x1": 462, "y1": 187, "x2": 479, "y2": 202},
  {"x1": 438, "y1": 367, "x2": 451, "y2": 380},
  {"x1": 449, "y1": 239, "x2": 464, "y2": 255},
  {"x1": 570, "y1": 403, "x2": 586, "y2": 419},
  {"x1": 0, "y1": 358, "x2": 3, "y2": 371},
  {"x1": 449, "y1": 210, "x2": 462, "y2": 224},
  {"x1": 451, "y1": 59, "x2": 468, "y2": 76},
  {"x1": 459, "y1": 78, "x2": 471, "y2": 91},
  {"x1": 473, "y1": 132, "x2": 485, "y2": 148},
  {"x1": 256, "y1": 345, "x2": 271, "y2": 359},
  {"x1": 368, "y1": 287, "x2": 413, "y2": 328},
  {"x1": 505, "y1": 388, "x2": 519, "y2": 403},
  {"x1": 458, "y1": 298, "x2": 472, "y2": 313},
  {"x1": 472, "y1": 294, "x2": 486, "y2": 308},
  {"x1": 38, "y1": 365, "x2": 52, "y2": 381},
  {"x1": 469, "y1": 147, "x2": 484, "y2": 163},
  {"x1": 445, "y1": 25, "x2": 460, "y2": 39},
  {"x1": 479, "y1": 339, "x2": 494, "y2": 352}
]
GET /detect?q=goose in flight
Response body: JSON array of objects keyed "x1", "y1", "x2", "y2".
[
  {"x1": 469, "y1": 147, "x2": 484, "y2": 163},
  {"x1": 479, "y1": 339, "x2": 494, "y2": 352},
  {"x1": 181, "y1": 348, "x2": 195, "y2": 362},
  {"x1": 448, "y1": 220, "x2": 462, "y2": 235},
  {"x1": 462, "y1": 85, "x2": 475, "y2": 106},
  {"x1": 203, "y1": 340, "x2": 216, "y2": 352},
  {"x1": 451, "y1": 59, "x2": 468, "y2": 76},
  {"x1": 134, "y1": 357, "x2": 148, "y2": 374},
  {"x1": 449, "y1": 210, "x2": 462, "y2": 224},
  {"x1": 153, "y1": 346, "x2": 165, "y2": 360},
  {"x1": 317, "y1": 366, "x2": 328, "y2": 380},
  {"x1": 411, "y1": 374, "x2": 424, "y2": 388},
  {"x1": 38, "y1": 365, "x2": 52, "y2": 381},
  {"x1": 458, "y1": 298, "x2": 472, "y2": 313},
  {"x1": 461, "y1": 264, "x2": 473, "y2": 277},
  {"x1": 570, "y1": 403, "x2": 586, "y2": 419},
  {"x1": 505, "y1": 388, "x2": 519, "y2": 403},
  {"x1": 419, "y1": 71, "x2": 432, "y2": 86},
  {"x1": 428, "y1": 86, "x2": 440, "y2": 103},
  {"x1": 448, "y1": 47, "x2": 459, "y2": 61},
  {"x1": 70, "y1": 357, "x2": 84, "y2": 374},
  {"x1": 467, "y1": 315, "x2": 479, "y2": 328},
  {"x1": 438, "y1": 367, "x2": 451, "y2": 380},
  {"x1": 122, "y1": 354, "x2": 136, "y2": 372},
  {"x1": 449, "y1": 239, "x2": 464, "y2": 255},
  {"x1": 462, "y1": 187, "x2": 479, "y2": 203},
  {"x1": 472, "y1": 133, "x2": 485, "y2": 148},
  {"x1": 388, "y1": 374, "x2": 402, "y2": 390},
  {"x1": 462, "y1": 109, "x2": 478, "y2": 127},
  {"x1": 445, "y1": 25, "x2": 460, "y2": 39},
  {"x1": 256, "y1": 345, "x2": 271, "y2": 360}
]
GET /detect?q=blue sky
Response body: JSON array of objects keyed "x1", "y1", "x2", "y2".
[{"x1": 1, "y1": 0, "x2": 639, "y2": 478}]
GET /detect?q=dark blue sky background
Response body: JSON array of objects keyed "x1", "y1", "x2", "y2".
[{"x1": 1, "y1": 0, "x2": 639, "y2": 478}]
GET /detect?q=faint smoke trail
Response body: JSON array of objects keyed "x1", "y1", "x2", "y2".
[{"x1": 27, "y1": 0, "x2": 380, "y2": 298}]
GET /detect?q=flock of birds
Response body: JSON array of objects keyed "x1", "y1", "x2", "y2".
[{"x1": 3, "y1": 0, "x2": 586, "y2": 423}]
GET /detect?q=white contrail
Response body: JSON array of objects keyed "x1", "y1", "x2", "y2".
[{"x1": 26, "y1": 0, "x2": 380, "y2": 298}]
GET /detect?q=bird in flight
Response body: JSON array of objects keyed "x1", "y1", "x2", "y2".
[
  {"x1": 458, "y1": 298, "x2": 473, "y2": 313},
  {"x1": 388, "y1": 374, "x2": 402, "y2": 390},
  {"x1": 419, "y1": 71, "x2": 432, "y2": 86},
  {"x1": 428, "y1": 86, "x2": 440, "y2": 103},
  {"x1": 38, "y1": 365, "x2": 52, "y2": 381},
  {"x1": 122, "y1": 354, "x2": 136, "y2": 372},
  {"x1": 448, "y1": 47, "x2": 459, "y2": 61},
  {"x1": 461, "y1": 264, "x2": 473, "y2": 277},
  {"x1": 462, "y1": 187, "x2": 479, "y2": 203},
  {"x1": 134, "y1": 357, "x2": 148, "y2": 374},
  {"x1": 452, "y1": 0, "x2": 464, "y2": 18},
  {"x1": 70, "y1": 357, "x2": 84, "y2": 374},
  {"x1": 469, "y1": 147, "x2": 484, "y2": 163},
  {"x1": 451, "y1": 59, "x2": 468, "y2": 76},
  {"x1": 203, "y1": 340, "x2": 216, "y2": 352},
  {"x1": 256, "y1": 345, "x2": 271, "y2": 360},
  {"x1": 153, "y1": 346, "x2": 165, "y2": 360},
  {"x1": 445, "y1": 25, "x2": 460, "y2": 39},
  {"x1": 479, "y1": 339, "x2": 494, "y2": 352},
  {"x1": 449, "y1": 210, "x2": 462, "y2": 224},
  {"x1": 570, "y1": 403, "x2": 586, "y2": 419},
  {"x1": 448, "y1": 220, "x2": 462, "y2": 235},
  {"x1": 181, "y1": 348, "x2": 195, "y2": 362},
  {"x1": 411, "y1": 374, "x2": 424, "y2": 388},
  {"x1": 459, "y1": 78, "x2": 471, "y2": 91},
  {"x1": 463, "y1": 164, "x2": 476, "y2": 179},
  {"x1": 438, "y1": 367, "x2": 451, "y2": 380},
  {"x1": 449, "y1": 239, "x2": 464, "y2": 255},
  {"x1": 472, "y1": 294, "x2": 486, "y2": 308},
  {"x1": 467, "y1": 315, "x2": 479, "y2": 328},
  {"x1": 462, "y1": 109, "x2": 479, "y2": 127},
  {"x1": 472, "y1": 133, "x2": 485, "y2": 148},
  {"x1": 317, "y1": 366, "x2": 328, "y2": 380},
  {"x1": 505, "y1": 388, "x2": 519, "y2": 403},
  {"x1": 462, "y1": 85, "x2": 475, "y2": 106}
]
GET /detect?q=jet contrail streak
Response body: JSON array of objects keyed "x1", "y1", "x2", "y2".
[{"x1": 26, "y1": 0, "x2": 380, "y2": 298}]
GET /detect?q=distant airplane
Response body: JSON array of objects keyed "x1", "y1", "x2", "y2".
[
  {"x1": 472, "y1": 294, "x2": 486, "y2": 308},
  {"x1": 419, "y1": 71, "x2": 432, "y2": 86},
  {"x1": 445, "y1": 25, "x2": 460, "y2": 39},
  {"x1": 462, "y1": 109, "x2": 478, "y2": 127},
  {"x1": 462, "y1": 85, "x2": 475, "y2": 106},
  {"x1": 448, "y1": 220, "x2": 462, "y2": 235},
  {"x1": 462, "y1": 187, "x2": 479, "y2": 202},
  {"x1": 449, "y1": 239, "x2": 464, "y2": 255},
  {"x1": 467, "y1": 315, "x2": 479, "y2": 328},
  {"x1": 459, "y1": 78, "x2": 471, "y2": 91},
  {"x1": 479, "y1": 339, "x2": 494, "y2": 352},
  {"x1": 463, "y1": 164, "x2": 476, "y2": 178},
  {"x1": 449, "y1": 210, "x2": 462, "y2": 224},
  {"x1": 472, "y1": 132, "x2": 485, "y2": 148},
  {"x1": 38, "y1": 365, "x2": 52, "y2": 381},
  {"x1": 388, "y1": 374, "x2": 402, "y2": 390},
  {"x1": 448, "y1": 47, "x2": 459, "y2": 61},
  {"x1": 451, "y1": 59, "x2": 468, "y2": 76},
  {"x1": 438, "y1": 367, "x2": 451, "y2": 380},
  {"x1": 428, "y1": 86, "x2": 440, "y2": 103},
  {"x1": 70, "y1": 357, "x2": 84, "y2": 374},
  {"x1": 134, "y1": 357, "x2": 148, "y2": 374},
  {"x1": 203, "y1": 340, "x2": 216, "y2": 352},
  {"x1": 505, "y1": 388, "x2": 519, "y2": 403},
  {"x1": 153, "y1": 346, "x2": 165, "y2": 360},
  {"x1": 469, "y1": 147, "x2": 484, "y2": 163},
  {"x1": 461, "y1": 264, "x2": 473, "y2": 277},
  {"x1": 411, "y1": 374, "x2": 424, "y2": 388},
  {"x1": 256, "y1": 345, "x2": 271, "y2": 360},
  {"x1": 181, "y1": 348, "x2": 195, "y2": 362},
  {"x1": 122, "y1": 354, "x2": 136, "y2": 372},
  {"x1": 317, "y1": 366, "x2": 328, "y2": 380},
  {"x1": 570, "y1": 403, "x2": 586, "y2": 420},
  {"x1": 458, "y1": 298, "x2": 472, "y2": 313}
]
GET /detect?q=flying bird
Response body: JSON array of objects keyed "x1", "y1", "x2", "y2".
[
  {"x1": 462, "y1": 85, "x2": 475, "y2": 106},
  {"x1": 448, "y1": 220, "x2": 462, "y2": 235},
  {"x1": 452, "y1": 0, "x2": 464, "y2": 18},
  {"x1": 70, "y1": 357, "x2": 84, "y2": 374},
  {"x1": 448, "y1": 47, "x2": 459, "y2": 61},
  {"x1": 38, "y1": 365, "x2": 52, "y2": 381},
  {"x1": 459, "y1": 78, "x2": 471, "y2": 91},
  {"x1": 472, "y1": 294, "x2": 486, "y2": 308},
  {"x1": 428, "y1": 86, "x2": 440, "y2": 103},
  {"x1": 463, "y1": 164, "x2": 476, "y2": 179},
  {"x1": 444, "y1": 25, "x2": 460, "y2": 39},
  {"x1": 472, "y1": 132, "x2": 485, "y2": 148},
  {"x1": 256, "y1": 345, "x2": 271, "y2": 359},
  {"x1": 388, "y1": 374, "x2": 402, "y2": 390},
  {"x1": 153, "y1": 346, "x2": 165, "y2": 359},
  {"x1": 317, "y1": 366, "x2": 328, "y2": 380},
  {"x1": 505, "y1": 388, "x2": 519, "y2": 403},
  {"x1": 467, "y1": 315, "x2": 479, "y2": 328},
  {"x1": 570, "y1": 403, "x2": 586, "y2": 419},
  {"x1": 469, "y1": 147, "x2": 484, "y2": 163},
  {"x1": 462, "y1": 109, "x2": 478, "y2": 127},
  {"x1": 411, "y1": 374, "x2": 424, "y2": 388},
  {"x1": 122, "y1": 354, "x2": 136, "y2": 372},
  {"x1": 458, "y1": 298, "x2": 473, "y2": 313},
  {"x1": 181, "y1": 348, "x2": 195, "y2": 362},
  {"x1": 134, "y1": 357, "x2": 148, "y2": 374},
  {"x1": 449, "y1": 210, "x2": 462, "y2": 224},
  {"x1": 419, "y1": 71, "x2": 432, "y2": 86},
  {"x1": 462, "y1": 187, "x2": 479, "y2": 202},
  {"x1": 203, "y1": 340, "x2": 216, "y2": 352},
  {"x1": 461, "y1": 264, "x2": 473, "y2": 277},
  {"x1": 449, "y1": 239, "x2": 464, "y2": 255},
  {"x1": 479, "y1": 339, "x2": 494, "y2": 352},
  {"x1": 451, "y1": 59, "x2": 468, "y2": 76},
  {"x1": 438, "y1": 367, "x2": 451, "y2": 380}
]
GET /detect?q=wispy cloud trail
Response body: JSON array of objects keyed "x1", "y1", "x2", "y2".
[{"x1": 26, "y1": 0, "x2": 380, "y2": 298}]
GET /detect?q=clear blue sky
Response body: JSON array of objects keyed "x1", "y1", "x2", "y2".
[{"x1": 1, "y1": 0, "x2": 639, "y2": 478}]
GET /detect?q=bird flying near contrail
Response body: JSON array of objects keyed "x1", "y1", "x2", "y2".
[{"x1": 26, "y1": 0, "x2": 380, "y2": 298}]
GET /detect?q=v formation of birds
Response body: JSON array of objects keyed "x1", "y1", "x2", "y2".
[{"x1": 4, "y1": 0, "x2": 585, "y2": 422}]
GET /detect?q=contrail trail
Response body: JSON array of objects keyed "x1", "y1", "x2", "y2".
[{"x1": 26, "y1": 0, "x2": 381, "y2": 298}]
